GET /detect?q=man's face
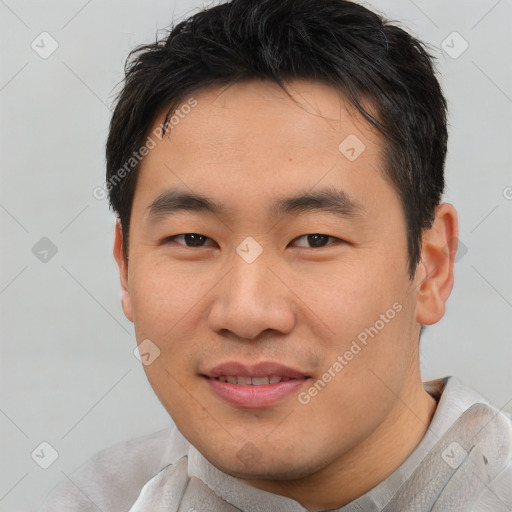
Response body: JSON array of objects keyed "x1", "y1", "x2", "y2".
[{"x1": 118, "y1": 80, "x2": 424, "y2": 480}]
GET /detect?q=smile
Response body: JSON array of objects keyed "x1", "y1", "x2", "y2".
[
  {"x1": 212, "y1": 376, "x2": 298, "y2": 385},
  {"x1": 203, "y1": 362, "x2": 310, "y2": 408}
]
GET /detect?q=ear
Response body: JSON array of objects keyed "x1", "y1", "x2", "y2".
[
  {"x1": 113, "y1": 219, "x2": 133, "y2": 322},
  {"x1": 415, "y1": 203, "x2": 458, "y2": 326}
]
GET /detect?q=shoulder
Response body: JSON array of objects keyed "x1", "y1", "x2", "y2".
[
  {"x1": 473, "y1": 403, "x2": 512, "y2": 509},
  {"x1": 431, "y1": 377, "x2": 512, "y2": 509},
  {"x1": 38, "y1": 428, "x2": 172, "y2": 512}
]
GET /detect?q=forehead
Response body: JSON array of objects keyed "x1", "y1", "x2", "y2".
[
  {"x1": 133, "y1": 79, "x2": 392, "y2": 218},
  {"x1": 159, "y1": 79, "x2": 379, "y2": 158}
]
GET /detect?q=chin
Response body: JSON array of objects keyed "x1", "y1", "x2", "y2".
[{"x1": 206, "y1": 448, "x2": 328, "y2": 482}]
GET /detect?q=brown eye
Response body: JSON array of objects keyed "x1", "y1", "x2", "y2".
[
  {"x1": 291, "y1": 234, "x2": 338, "y2": 248},
  {"x1": 167, "y1": 233, "x2": 214, "y2": 247}
]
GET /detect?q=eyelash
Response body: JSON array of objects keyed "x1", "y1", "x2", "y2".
[{"x1": 164, "y1": 233, "x2": 341, "y2": 249}]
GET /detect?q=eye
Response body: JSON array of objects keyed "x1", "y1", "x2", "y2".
[
  {"x1": 165, "y1": 233, "x2": 215, "y2": 247},
  {"x1": 290, "y1": 234, "x2": 340, "y2": 248}
]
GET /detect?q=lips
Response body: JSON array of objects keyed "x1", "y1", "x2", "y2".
[
  {"x1": 203, "y1": 362, "x2": 310, "y2": 408},
  {"x1": 205, "y1": 361, "x2": 308, "y2": 380},
  {"x1": 214, "y1": 375, "x2": 295, "y2": 385}
]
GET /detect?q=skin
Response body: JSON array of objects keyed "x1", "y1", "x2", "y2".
[{"x1": 113, "y1": 79, "x2": 458, "y2": 510}]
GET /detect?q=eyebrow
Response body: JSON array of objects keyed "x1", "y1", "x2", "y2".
[
  {"x1": 269, "y1": 187, "x2": 365, "y2": 218},
  {"x1": 146, "y1": 187, "x2": 365, "y2": 222}
]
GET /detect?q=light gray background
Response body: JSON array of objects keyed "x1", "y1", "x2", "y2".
[{"x1": 1, "y1": 0, "x2": 511, "y2": 510}]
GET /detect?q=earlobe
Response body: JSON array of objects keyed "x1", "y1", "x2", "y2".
[
  {"x1": 415, "y1": 203, "x2": 458, "y2": 326},
  {"x1": 113, "y1": 219, "x2": 134, "y2": 323}
]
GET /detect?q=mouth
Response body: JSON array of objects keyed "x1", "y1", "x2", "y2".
[
  {"x1": 211, "y1": 375, "x2": 299, "y2": 385},
  {"x1": 202, "y1": 362, "x2": 310, "y2": 408}
]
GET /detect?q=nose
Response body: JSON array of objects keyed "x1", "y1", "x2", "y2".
[{"x1": 207, "y1": 250, "x2": 296, "y2": 340}]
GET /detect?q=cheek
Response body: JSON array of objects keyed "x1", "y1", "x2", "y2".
[
  {"x1": 292, "y1": 260, "x2": 404, "y2": 345},
  {"x1": 128, "y1": 260, "x2": 212, "y2": 415},
  {"x1": 129, "y1": 258, "x2": 209, "y2": 337},
  {"x1": 296, "y1": 304, "x2": 415, "y2": 441},
  {"x1": 295, "y1": 257, "x2": 415, "y2": 392}
]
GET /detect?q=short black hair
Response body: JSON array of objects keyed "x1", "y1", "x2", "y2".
[{"x1": 106, "y1": 0, "x2": 448, "y2": 277}]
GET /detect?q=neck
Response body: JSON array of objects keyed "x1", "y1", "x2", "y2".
[{"x1": 244, "y1": 380, "x2": 437, "y2": 510}]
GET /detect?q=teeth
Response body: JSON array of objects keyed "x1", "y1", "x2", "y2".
[
  {"x1": 251, "y1": 377, "x2": 270, "y2": 386},
  {"x1": 214, "y1": 376, "x2": 295, "y2": 385}
]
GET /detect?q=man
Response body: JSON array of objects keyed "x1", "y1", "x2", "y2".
[{"x1": 39, "y1": 0, "x2": 512, "y2": 510}]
